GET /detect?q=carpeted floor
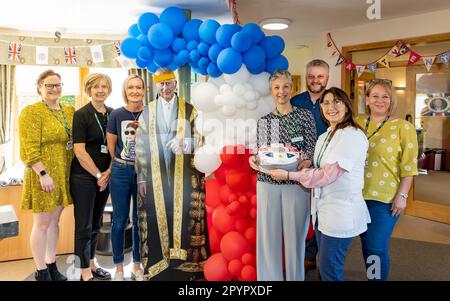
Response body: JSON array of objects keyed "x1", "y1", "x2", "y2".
[{"x1": 24, "y1": 237, "x2": 450, "y2": 281}]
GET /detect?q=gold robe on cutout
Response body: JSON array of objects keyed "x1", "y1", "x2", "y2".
[{"x1": 135, "y1": 96, "x2": 208, "y2": 280}]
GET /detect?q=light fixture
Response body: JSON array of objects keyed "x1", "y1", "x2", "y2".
[{"x1": 259, "y1": 18, "x2": 291, "y2": 30}]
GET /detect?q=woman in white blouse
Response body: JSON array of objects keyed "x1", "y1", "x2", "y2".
[{"x1": 270, "y1": 87, "x2": 371, "y2": 281}]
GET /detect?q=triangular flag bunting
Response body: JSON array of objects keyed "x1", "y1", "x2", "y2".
[
  {"x1": 345, "y1": 60, "x2": 356, "y2": 72},
  {"x1": 8, "y1": 42, "x2": 22, "y2": 61},
  {"x1": 326, "y1": 33, "x2": 333, "y2": 48},
  {"x1": 407, "y1": 51, "x2": 422, "y2": 65},
  {"x1": 335, "y1": 55, "x2": 345, "y2": 66},
  {"x1": 90, "y1": 45, "x2": 104, "y2": 63},
  {"x1": 378, "y1": 56, "x2": 390, "y2": 68},
  {"x1": 422, "y1": 56, "x2": 436, "y2": 72},
  {"x1": 64, "y1": 47, "x2": 77, "y2": 64},
  {"x1": 397, "y1": 43, "x2": 410, "y2": 56},
  {"x1": 116, "y1": 55, "x2": 135, "y2": 69},
  {"x1": 35, "y1": 46, "x2": 48, "y2": 65},
  {"x1": 437, "y1": 51, "x2": 449, "y2": 67},
  {"x1": 114, "y1": 41, "x2": 122, "y2": 56},
  {"x1": 367, "y1": 62, "x2": 377, "y2": 73},
  {"x1": 356, "y1": 65, "x2": 366, "y2": 77},
  {"x1": 389, "y1": 45, "x2": 400, "y2": 57}
]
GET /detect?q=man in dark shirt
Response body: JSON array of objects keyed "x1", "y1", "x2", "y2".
[{"x1": 290, "y1": 59, "x2": 330, "y2": 272}]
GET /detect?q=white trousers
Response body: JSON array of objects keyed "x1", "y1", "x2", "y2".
[{"x1": 256, "y1": 181, "x2": 311, "y2": 281}]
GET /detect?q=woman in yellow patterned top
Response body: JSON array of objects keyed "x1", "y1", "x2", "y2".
[
  {"x1": 356, "y1": 79, "x2": 418, "y2": 281},
  {"x1": 19, "y1": 70, "x2": 74, "y2": 281}
]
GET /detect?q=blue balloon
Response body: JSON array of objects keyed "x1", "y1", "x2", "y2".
[
  {"x1": 197, "y1": 42, "x2": 210, "y2": 56},
  {"x1": 231, "y1": 31, "x2": 252, "y2": 53},
  {"x1": 189, "y1": 59, "x2": 198, "y2": 68},
  {"x1": 217, "y1": 48, "x2": 242, "y2": 74},
  {"x1": 135, "y1": 57, "x2": 147, "y2": 68},
  {"x1": 147, "y1": 60, "x2": 159, "y2": 73},
  {"x1": 265, "y1": 55, "x2": 289, "y2": 73},
  {"x1": 137, "y1": 34, "x2": 150, "y2": 46},
  {"x1": 183, "y1": 19, "x2": 202, "y2": 41},
  {"x1": 208, "y1": 43, "x2": 224, "y2": 63},
  {"x1": 243, "y1": 45, "x2": 265, "y2": 69},
  {"x1": 189, "y1": 49, "x2": 201, "y2": 62},
  {"x1": 137, "y1": 47, "x2": 153, "y2": 62},
  {"x1": 259, "y1": 35, "x2": 285, "y2": 59},
  {"x1": 171, "y1": 38, "x2": 186, "y2": 53},
  {"x1": 153, "y1": 49, "x2": 174, "y2": 67},
  {"x1": 160, "y1": 6, "x2": 187, "y2": 36},
  {"x1": 216, "y1": 24, "x2": 241, "y2": 48},
  {"x1": 137, "y1": 12, "x2": 159, "y2": 34},
  {"x1": 128, "y1": 24, "x2": 141, "y2": 38},
  {"x1": 198, "y1": 57, "x2": 210, "y2": 69},
  {"x1": 198, "y1": 19, "x2": 220, "y2": 44},
  {"x1": 148, "y1": 23, "x2": 174, "y2": 50},
  {"x1": 248, "y1": 63, "x2": 266, "y2": 74},
  {"x1": 193, "y1": 67, "x2": 208, "y2": 76},
  {"x1": 167, "y1": 62, "x2": 178, "y2": 71},
  {"x1": 121, "y1": 37, "x2": 141, "y2": 59},
  {"x1": 241, "y1": 23, "x2": 263, "y2": 45},
  {"x1": 175, "y1": 50, "x2": 189, "y2": 65},
  {"x1": 186, "y1": 40, "x2": 199, "y2": 51},
  {"x1": 207, "y1": 62, "x2": 222, "y2": 78}
]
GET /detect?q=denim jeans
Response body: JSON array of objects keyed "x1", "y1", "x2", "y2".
[
  {"x1": 110, "y1": 160, "x2": 140, "y2": 265},
  {"x1": 360, "y1": 199, "x2": 400, "y2": 281},
  {"x1": 315, "y1": 222, "x2": 353, "y2": 281}
]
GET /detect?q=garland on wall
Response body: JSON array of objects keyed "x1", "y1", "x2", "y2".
[
  {"x1": 0, "y1": 35, "x2": 136, "y2": 69},
  {"x1": 327, "y1": 33, "x2": 450, "y2": 77}
]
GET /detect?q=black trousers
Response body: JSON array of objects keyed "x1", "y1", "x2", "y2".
[{"x1": 70, "y1": 172, "x2": 109, "y2": 269}]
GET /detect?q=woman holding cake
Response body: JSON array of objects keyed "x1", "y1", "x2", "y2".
[
  {"x1": 269, "y1": 87, "x2": 371, "y2": 281},
  {"x1": 249, "y1": 69, "x2": 316, "y2": 281}
]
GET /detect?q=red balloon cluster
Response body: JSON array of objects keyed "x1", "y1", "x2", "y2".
[{"x1": 204, "y1": 145, "x2": 258, "y2": 281}]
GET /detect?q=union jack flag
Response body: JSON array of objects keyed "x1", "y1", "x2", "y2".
[
  {"x1": 8, "y1": 42, "x2": 22, "y2": 61},
  {"x1": 64, "y1": 47, "x2": 77, "y2": 64},
  {"x1": 114, "y1": 41, "x2": 121, "y2": 56}
]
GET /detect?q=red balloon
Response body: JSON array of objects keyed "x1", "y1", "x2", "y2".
[
  {"x1": 228, "y1": 193, "x2": 238, "y2": 204},
  {"x1": 226, "y1": 201, "x2": 242, "y2": 215},
  {"x1": 220, "y1": 145, "x2": 243, "y2": 166},
  {"x1": 214, "y1": 163, "x2": 229, "y2": 183},
  {"x1": 219, "y1": 185, "x2": 233, "y2": 204},
  {"x1": 228, "y1": 259, "x2": 243, "y2": 277},
  {"x1": 206, "y1": 179, "x2": 223, "y2": 208},
  {"x1": 250, "y1": 207, "x2": 257, "y2": 219},
  {"x1": 245, "y1": 227, "x2": 256, "y2": 246},
  {"x1": 235, "y1": 218, "x2": 251, "y2": 233},
  {"x1": 306, "y1": 220, "x2": 315, "y2": 241},
  {"x1": 204, "y1": 253, "x2": 233, "y2": 281},
  {"x1": 220, "y1": 231, "x2": 251, "y2": 261},
  {"x1": 208, "y1": 226, "x2": 223, "y2": 254},
  {"x1": 250, "y1": 195, "x2": 257, "y2": 207},
  {"x1": 226, "y1": 170, "x2": 250, "y2": 192},
  {"x1": 238, "y1": 195, "x2": 249, "y2": 205},
  {"x1": 212, "y1": 205, "x2": 236, "y2": 234},
  {"x1": 241, "y1": 265, "x2": 257, "y2": 281},
  {"x1": 241, "y1": 253, "x2": 256, "y2": 266}
]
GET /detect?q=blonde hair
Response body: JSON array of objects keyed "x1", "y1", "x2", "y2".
[
  {"x1": 36, "y1": 69, "x2": 61, "y2": 95},
  {"x1": 122, "y1": 74, "x2": 145, "y2": 103},
  {"x1": 84, "y1": 73, "x2": 112, "y2": 97},
  {"x1": 365, "y1": 79, "x2": 397, "y2": 116}
]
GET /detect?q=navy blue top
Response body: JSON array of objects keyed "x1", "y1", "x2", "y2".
[{"x1": 291, "y1": 91, "x2": 328, "y2": 137}]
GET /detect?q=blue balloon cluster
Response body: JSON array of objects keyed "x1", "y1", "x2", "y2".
[{"x1": 121, "y1": 6, "x2": 288, "y2": 77}]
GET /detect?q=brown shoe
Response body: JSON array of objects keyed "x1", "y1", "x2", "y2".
[{"x1": 304, "y1": 260, "x2": 317, "y2": 271}]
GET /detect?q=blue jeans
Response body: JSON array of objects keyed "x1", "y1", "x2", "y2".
[
  {"x1": 360, "y1": 199, "x2": 399, "y2": 281},
  {"x1": 315, "y1": 223, "x2": 353, "y2": 281},
  {"x1": 110, "y1": 161, "x2": 140, "y2": 265}
]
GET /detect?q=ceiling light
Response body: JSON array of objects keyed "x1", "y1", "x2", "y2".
[{"x1": 259, "y1": 18, "x2": 291, "y2": 30}]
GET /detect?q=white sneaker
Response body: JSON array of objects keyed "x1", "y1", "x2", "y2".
[
  {"x1": 113, "y1": 271, "x2": 124, "y2": 281},
  {"x1": 131, "y1": 268, "x2": 144, "y2": 281}
]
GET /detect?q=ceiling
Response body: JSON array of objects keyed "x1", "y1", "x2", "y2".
[{"x1": 1, "y1": 0, "x2": 449, "y2": 42}]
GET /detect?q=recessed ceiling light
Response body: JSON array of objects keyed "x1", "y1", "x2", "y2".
[{"x1": 259, "y1": 18, "x2": 291, "y2": 30}]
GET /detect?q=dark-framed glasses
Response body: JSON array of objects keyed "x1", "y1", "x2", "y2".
[{"x1": 44, "y1": 83, "x2": 64, "y2": 90}]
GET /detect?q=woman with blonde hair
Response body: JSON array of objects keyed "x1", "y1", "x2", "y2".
[{"x1": 19, "y1": 69, "x2": 74, "y2": 281}]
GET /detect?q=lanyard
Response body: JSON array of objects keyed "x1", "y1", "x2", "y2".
[
  {"x1": 365, "y1": 116, "x2": 389, "y2": 141},
  {"x1": 94, "y1": 112, "x2": 108, "y2": 145},
  {"x1": 43, "y1": 101, "x2": 71, "y2": 139},
  {"x1": 275, "y1": 107, "x2": 300, "y2": 142},
  {"x1": 315, "y1": 131, "x2": 332, "y2": 168}
]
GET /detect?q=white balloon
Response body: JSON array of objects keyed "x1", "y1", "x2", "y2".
[
  {"x1": 214, "y1": 94, "x2": 225, "y2": 106},
  {"x1": 219, "y1": 84, "x2": 232, "y2": 94},
  {"x1": 232, "y1": 83, "x2": 245, "y2": 96},
  {"x1": 222, "y1": 91, "x2": 237, "y2": 106},
  {"x1": 250, "y1": 72, "x2": 270, "y2": 96},
  {"x1": 224, "y1": 65, "x2": 250, "y2": 86},
  {"x1": 222, "y1": 105, "x2": 237, "y2": 117},
  {"x1": 193, "y1": 145, "x2": 222, "y2": 174},
  {"x1": 244, "y1": 91, "x2": 256, "y2": 102},
  {"x1": 208, "y1": 76, "x2": 225, "y2": 88},
  {"x1": 191, "y1": 82, "x2": 220, "y2": 113},
  {"x1": 246, "y1": 101, "x2": 257, "y2": 110}
]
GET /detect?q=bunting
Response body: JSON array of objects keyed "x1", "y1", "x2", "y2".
[
  {"x1": 422, "y1": 56, "x2": 436, "y2": 72},
  {"x1": 377, "y1": 56, "x2": 390, "y2": 68},
  {"x1": 408, "y1": 51, "x2": 422, "y2": 65},
  {"x1": 356, "y1": 65, "x2": 366, "y2": 77},
  {"x1": 35, "y1": 46, "x2": 48, "y2": 65},
  {"x1": 366, "y1": 62, "x2": 377, "y2": 73},
  {"x1": 335, "y1": 55, "x2": 345, "y2": 66},
  {"x1": 64, "y1": 47, "x2": 77, "y2": 64},
  {"x1": 114, "y1": 41, "x2": 122, "y2": 56},
  {"x1": 345, "y1": 60, "x2": 356, "y2": 72},
  {"x1": 8, "y1": 42, "x2": 22, "y2": 61},
  {"x1": 90, "y1": 45, "x2": 104, "y2": 63},
  {"x1": 437, "y1": 51, "x2": 449, "y2": 67}
]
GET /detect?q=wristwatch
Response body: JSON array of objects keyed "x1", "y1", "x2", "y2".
[
  {"x1": 96, "y1": 172, "x2": 102, "y2": 179},
  {"x1": 39, "y1": 170, "x2": 47, "y2": 177},
  {"x1": 399, "y1": 192, "x2": 408, "y2": 199}
]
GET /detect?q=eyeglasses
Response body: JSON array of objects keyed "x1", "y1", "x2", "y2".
[
  {"x1": 320, "y1": 99, "x2": 344, "y2": 108},
  {"x1": 43, "y1": 83, "x2": 64, "y2": 90},
  {"x1": 125, "y1": 130, "x2": 136, "y2": 135},
  {"x1": 368, "y1": 79, "x2": 392, "y2": 86}
]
